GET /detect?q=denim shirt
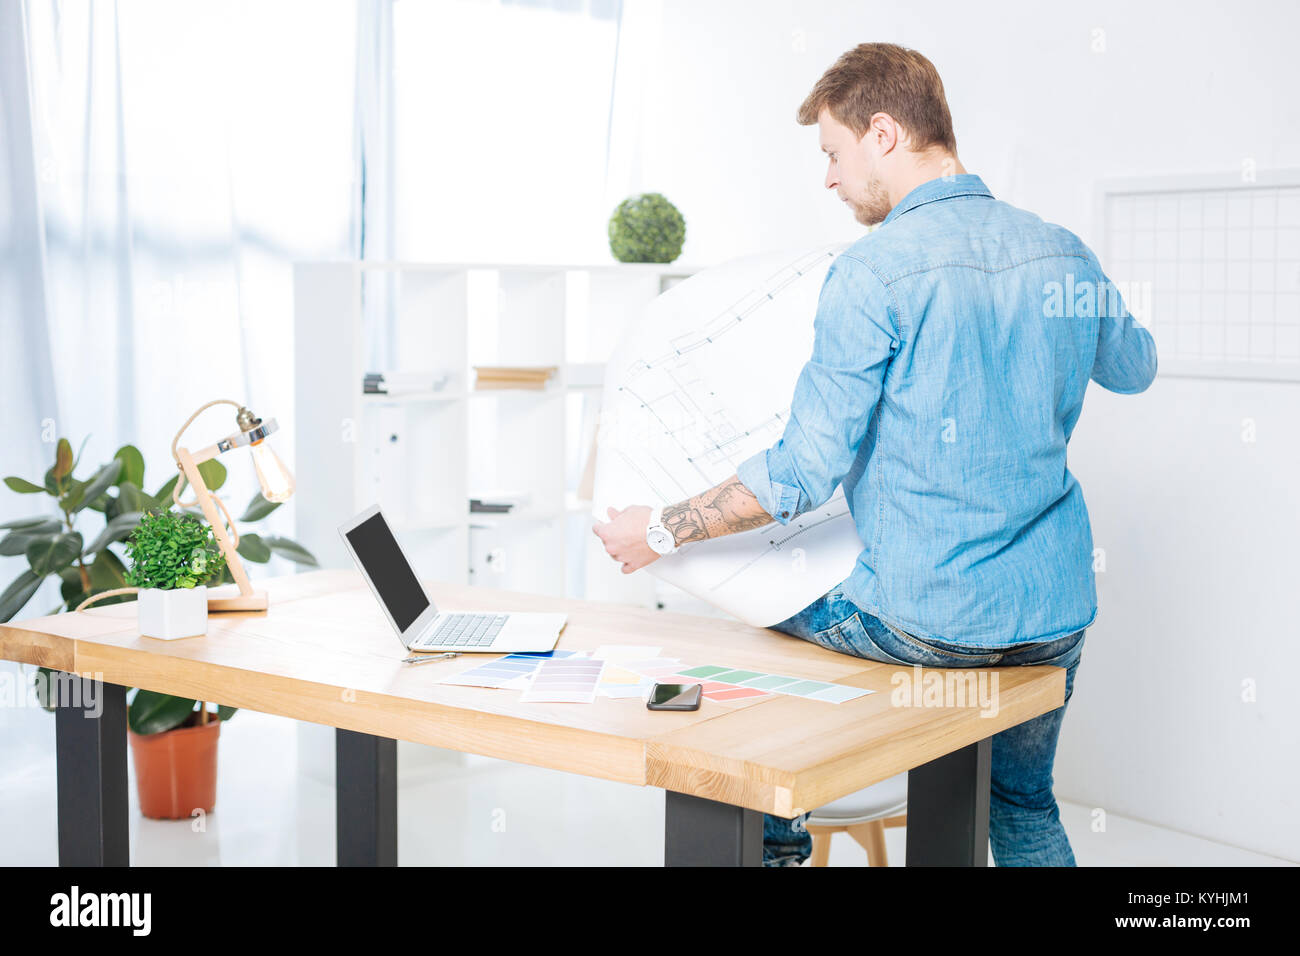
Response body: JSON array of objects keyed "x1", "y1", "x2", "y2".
[{"x1": 736, "y1": 174, "x2": 1157, "y2": 647}]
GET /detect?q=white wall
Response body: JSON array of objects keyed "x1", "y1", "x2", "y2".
[{"x1": 631, "y1": 0, "x2": 1300, "y2": 859}]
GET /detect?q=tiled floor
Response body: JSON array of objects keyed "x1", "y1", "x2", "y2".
[{"x1": 0, "y1": 697, "x2": 1292, "y2": 867}]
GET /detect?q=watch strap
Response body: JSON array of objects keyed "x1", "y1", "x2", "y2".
[{"x1": 647, "y1": 504, "x2": 677, "y2": 555}]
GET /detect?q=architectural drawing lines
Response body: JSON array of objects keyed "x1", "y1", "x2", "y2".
[
  {"x1": 595, "y1": 242, "x2": 857, "y2": 626},
  {"x1": 619, "y1": 249, "x2": 836, "y2": 382},
  {"x1": 613, "y1": 447, "x2": 680, "y2": 503}
]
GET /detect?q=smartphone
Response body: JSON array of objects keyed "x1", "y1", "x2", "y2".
[{"x1": 646, "y1": 682, "x2": 703, "y2": 711}]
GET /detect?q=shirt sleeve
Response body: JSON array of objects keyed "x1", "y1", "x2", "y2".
[
  {"x1": 735, "y1": 254, "x2": 899, "y2": 526},
  {"x1": 1090, "y1": 263, "x2": 1158, "y2": 394}
]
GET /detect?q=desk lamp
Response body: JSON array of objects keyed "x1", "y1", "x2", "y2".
[{"x1": 170, "y1": 399, "x2": 295, "y2": 612}]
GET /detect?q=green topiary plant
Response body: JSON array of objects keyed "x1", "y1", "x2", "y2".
[
  {"x1": 608, "y1": 192, "x2": 686, "y2": 263},
  {"x1": 124, "y1": 508, "x2": 226, "y2": 591}
]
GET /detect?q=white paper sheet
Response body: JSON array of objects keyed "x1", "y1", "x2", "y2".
[{"x1": 593, "y1": 243, "x2": 862, "y2": 626}]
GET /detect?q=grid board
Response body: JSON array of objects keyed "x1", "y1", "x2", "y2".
[{"x1": 1101, "y1": 177, "x2": 1300, "y2": 380}]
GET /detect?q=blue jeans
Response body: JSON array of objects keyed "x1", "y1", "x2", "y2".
[{"x1": 763, "y1": 581, "x2": 1086, "y2": 867}]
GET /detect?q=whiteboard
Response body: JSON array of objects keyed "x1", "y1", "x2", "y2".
[{"x1": 1099, "y1": 170, "x2": 1300, "y2": 382}]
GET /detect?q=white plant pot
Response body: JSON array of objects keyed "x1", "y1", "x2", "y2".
[{"x1": 138, "y1": 586, "x2": 208, "y2": 640}]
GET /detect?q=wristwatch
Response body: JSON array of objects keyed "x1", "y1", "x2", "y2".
[{"x1": 645, "y1": 505, "x2": 679, "y2": 556}]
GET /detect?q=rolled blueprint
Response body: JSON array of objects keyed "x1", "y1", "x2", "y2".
[{"x1": 592, "y1": 242, "x2": 862, "y2": 627}]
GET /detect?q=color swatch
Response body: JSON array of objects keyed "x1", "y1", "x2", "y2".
[
  {"x1": 435, "y1": 650, "x2": 580, "y2": 690},
  {"x1": 673, "y1": 663, "x2": 872, "y2": 703},
  {"x1": 595, "y1": 661, "x2": 655, "y2": 699},
  {"x1": 434, "y1": 649, "x2": 870, "y2": 707},
  {"x1": 625, "y1": 659, "x2": 690, "y2": 681},
  {"x1": 613, "y1": 659, "x2": 772, "y2": 705},
  {"x1": 520, "y1": 656, "x2": 607, "y2": 703},
  {"x1": 653, "y1": 672, "x2": 772, "y2": 704}
]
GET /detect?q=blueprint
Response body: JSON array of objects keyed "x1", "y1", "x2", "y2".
[{"x1": 592, "y1": 242, "x2": 864, "y2": 627}]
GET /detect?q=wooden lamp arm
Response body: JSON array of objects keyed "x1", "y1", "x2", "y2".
[
  {"x1": 168, "y1": 399, "x2": 267, "y2": 612},
  {"x1": 170, "y1": 465, "x2": 240, "y2": 548},
  {"x1": 170, "y1": 398, "x2": 241, "y2": 512},
  {"x1": 170, "y1": 399, "x2": 243, "y2": 463},
  {"x1": 175, "y1": 447, "x2": 255, "y2": 599}
]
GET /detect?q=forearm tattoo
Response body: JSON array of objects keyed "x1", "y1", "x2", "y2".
[{"x1": 662, "y1": 474, "x2": 774, "y2": 546}]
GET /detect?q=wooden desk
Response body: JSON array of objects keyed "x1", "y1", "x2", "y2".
[{"x1": 0, "y1": 569, "x2": 1065, "y2": 866}]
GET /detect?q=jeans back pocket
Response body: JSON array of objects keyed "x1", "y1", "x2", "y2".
[
  {"x1": 870, "y1": 616, "x2": 1006, "y2": 666},
  {"x1": 809, "y1": 613, "x2": 864, "y2": 657},
  {"x1": 809, "y1": 612, "x2": 915, "y2": 665}
]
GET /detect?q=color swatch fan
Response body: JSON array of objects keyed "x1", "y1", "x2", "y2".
[{"x1": 593, "y1": 243, "x2": 862, "y2": 627}]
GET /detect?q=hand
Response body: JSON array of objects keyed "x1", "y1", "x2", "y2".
[{"x1": 591, "y1": 505, "x2": 659, "y2": 574}]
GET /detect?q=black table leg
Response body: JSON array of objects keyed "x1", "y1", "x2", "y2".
[
  {"x1": 905, "y1": 736, "x2": 992, "y2": 866},
  {"x1": 55, "y1": 675, "x2": 129, "y2": 866},
  {"x1": 335, "y1": 728, "x2": 397, "y2": 866},
  {"x1": 664, "y1": 791, "x2": 763, "y2": 866}
]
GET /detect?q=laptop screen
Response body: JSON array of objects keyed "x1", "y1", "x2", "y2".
[{"x1": 344, "y1": 511, "x2": 430, "y2": 632}]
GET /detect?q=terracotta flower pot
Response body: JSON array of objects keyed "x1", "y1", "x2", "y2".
[{"x1": 128, "y1": 715, "x2": 221, "y2": 820}]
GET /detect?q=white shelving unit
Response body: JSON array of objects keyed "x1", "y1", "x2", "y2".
[{"x1": 292, "y1": 260, "x2": 695, "y2": 601}]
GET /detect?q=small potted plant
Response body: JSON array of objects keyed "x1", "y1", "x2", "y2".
[
  {"x1": 608, "y1": 192, "x2": 686, "y2": 263},
  {"x1": 122, "y1": 510, "x2": 234, "y2": 818},
  {"x1": 124, "y1": 508, "x2": 225, "y2": 639}
]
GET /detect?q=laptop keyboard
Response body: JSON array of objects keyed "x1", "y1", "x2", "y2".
[{"x1": 421, "y1": 613, "x2": 508, "y2": 647}]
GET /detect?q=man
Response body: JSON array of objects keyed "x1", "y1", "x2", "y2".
[{"x1": 592, "y1": 42, "x2": 1156, "y2": 866}]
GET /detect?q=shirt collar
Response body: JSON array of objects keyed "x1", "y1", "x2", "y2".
[{"x1": 882, "y1": 173, "x2": 993, "y2": 226}]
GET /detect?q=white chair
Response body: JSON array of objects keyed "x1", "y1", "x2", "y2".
[{"x1": 805, "y1": 774, "x2": 908, "y2": 866}]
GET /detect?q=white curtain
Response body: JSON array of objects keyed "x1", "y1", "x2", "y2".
[
  {"x1": 1, "y1": 0, "x2": 359, "y2": 602},
  {"x1": 0, "y1": 0, "x2": 63, "y2": 490},
  {"x1": 0, "y1": 0, "x2": 632, "y2": 606}
]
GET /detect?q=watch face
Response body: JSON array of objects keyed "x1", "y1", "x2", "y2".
[{"x1": 647, "y1": 527, "x2": 674, "y2": 554}]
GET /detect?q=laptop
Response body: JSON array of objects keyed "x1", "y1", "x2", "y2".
[{"x1": 338, "y1": 504, "x2": 567, "y2": 653}]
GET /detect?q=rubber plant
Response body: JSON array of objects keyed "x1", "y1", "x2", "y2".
[{"x1": 1, "y1": 436, "x2": 318, "y2": 725}]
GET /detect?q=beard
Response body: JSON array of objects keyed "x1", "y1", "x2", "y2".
[{"x1": 847, "y1": 175, "x2": 892, "y2": 226}]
